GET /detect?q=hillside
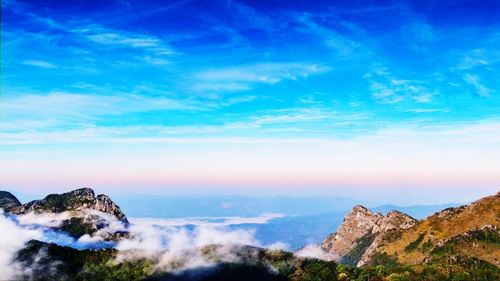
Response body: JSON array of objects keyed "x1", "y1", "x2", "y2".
[
  {"x1": 321, "y1": 192, "x2": 500, "y2": 269},
  {"x1": 376, "y1": 192, "x2": 500, "y2": 267}
]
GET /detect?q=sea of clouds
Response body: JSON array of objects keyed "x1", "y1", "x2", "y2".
[{"x1": 0, "y1": 209, "x2": 330, "y2": 279}]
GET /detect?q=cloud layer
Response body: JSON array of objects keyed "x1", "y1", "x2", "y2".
[{"x1": 0, "y1": 210, "x2": 295, "y2": 279}]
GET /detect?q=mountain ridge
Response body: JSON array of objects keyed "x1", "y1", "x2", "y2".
[
  {"x1": 320, "y1": 191, "x2": 500, "y2": 267},
  {"x1": 2, "y1": 188, "x2": 499, "y2": 280}
]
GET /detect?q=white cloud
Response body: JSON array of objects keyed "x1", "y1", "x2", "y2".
[
  {"x1": 115, "y1": 222, "x2": 283, "y2": 273},
  {"x1": 0, "y1": 211, "x2": 43, "y2": 280},
  {"x1": 0, "y1": 208, "x2": 289, "y2": 278},
  {"x1": 295, "y1": 245, "x2": 334, "y2": 260},
  {"x1": 0, "y1": 210, "x2": 122, "y2": 279}
]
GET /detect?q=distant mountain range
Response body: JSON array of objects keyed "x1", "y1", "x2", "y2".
[{"x1": 1, "y1": 188, "x2": 498, "y2": 280}]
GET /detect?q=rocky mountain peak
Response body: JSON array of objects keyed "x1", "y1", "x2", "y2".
[
  {"x1": 68, "y1": 187, "x2": 95, "y2": 199},
  {"x1": 375, "y1": 210, "x2": 417, "y2": 232},
  {"x1": 347, "y1": 205, "x2": 381, "y2": 221},
  {"x1": 351, "y1": 205, "x2": 371, "y2": 213},
  {"x1": 95, "y1": 194, "x2": 128, "y2": 222},
  {"x1": 10, "y1": 188, "x2": 128, "y2": 223},
  {"x1": 320, "y1": 205, "x2": 383, "y2": 260},
  {"x1": 321, "y1": 205, "x2": 417, "y2": 266},
  {"x1": 0, "y1": 191, "x2": 22, "y2": 212}
]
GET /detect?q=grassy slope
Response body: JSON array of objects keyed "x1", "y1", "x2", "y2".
[{"x1": 376, "y1": 193, "x2": 500, "y2": 266}]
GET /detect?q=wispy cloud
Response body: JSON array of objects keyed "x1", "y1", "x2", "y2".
[
  {"x1": 191, "y1": 82, "x2": 251, "y2": 93},
  {"x1": 75, "y1": 26, "x2": 177, "y2": 57},
  {"x1": 463, "y1": 73, "x2": 491, "y2": 98},
  {"x1": 193, "y1": 62, "x2": 329, "y2": 93},
  {"x1": 0, "y1": 106, "x2": 366, "y2": 145},
  {"x1": 130, "y1": 213, "x2": 284, "y2": 227},
  {"x1": 21, "y1": 60, "x2": 57, "y2": 69},
  {"x1": 249, "y1": 108, "x2": 335, "y2": 125},
  {"x1": 2, "y1": 92, "x2": 206, "y2": 132},
  {"x1": 366, "y1": 67, "x2": 436, "y2": 104},
  {"x1": 403, "y1": 108, "x2": 449, "y2": 114},
  {"x1": 457, "y1": 49, "x2": 493, "y2": 70},
  {"x1": 295, "y1": 13, "x2": 368, "y2": 59}
]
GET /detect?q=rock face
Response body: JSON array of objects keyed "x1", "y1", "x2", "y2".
[
  {"x1": 0, "y1": 191, "x2": 22, "y2": 212},
  {"x1": 320, "y1": 205, "x2": 417, "y2": 266},
  {"x1": 95, "y1": 194, "x2": 128, "y2": 222}
]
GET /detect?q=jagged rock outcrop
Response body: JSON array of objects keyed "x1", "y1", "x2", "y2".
[
  {"x1": 2, "y1": 188, "x2": 129, "y2": 240},
  {"x1": 320, "y1": 206, "x2": 382, "y2": 260},
  {"x1": 320, "y1": 205, "x2": 417, "y2": 266},
  {"x1": 95, "y1": 194, "x2": 127, "y2": 222},
  {"x1": 0, "y1": 191, "x2": 22, "y2": 212}
]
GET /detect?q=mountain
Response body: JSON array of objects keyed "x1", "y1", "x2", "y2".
[
  {"x1": 0, "y1": 191, "x2": 22, "y2": 212},
  {"x1": 13, "y1": 239, "x2": 339, "y2": 281},
  {"x1": 8, "y1": 187, "x2": 128, "y2": 222},
  {"x1": 373, "y1": 191, "x2": 500, "y2": 267},
  {"x1": 2, "y1": 188, "x2": 128, "y2": 240},
  {"x1": 321, "y1": 192, "x2": 500, "y2": 268},
  {"x1": 2, "y1": 188, "x2": 499, "y2": 280}
]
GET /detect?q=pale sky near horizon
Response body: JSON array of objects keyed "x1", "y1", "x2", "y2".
[{"x1": 1, "y1": 0, "x2": 499, "y2": 203}]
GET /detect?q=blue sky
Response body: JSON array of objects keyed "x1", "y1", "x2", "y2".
[{"x1": 1, "y1": 0, "x2": 499, "y2": 201}]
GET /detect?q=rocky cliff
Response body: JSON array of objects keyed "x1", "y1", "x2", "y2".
[{"x1": 320, "y1": 205, "x2": 416, "y2": 266}]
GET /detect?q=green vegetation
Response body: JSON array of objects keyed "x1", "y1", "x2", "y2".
[
  {"x1": 342, "y1": 233, "x2": 376, "y2": 266},
  {"x1": 467, "y1": 227, "x2": 500, "y2": 243},
  {"x1": 421, "y1": 240, "x2": 433, "y2": 252},
  {"x1": 25, "y1": 188, "x2": 97, "y2": 213},
  {"x1": 60, "y1": 217, "x2": 96, "y2": 238},
  {"x1": 404, "y1": 232, "x2": 426, "y2": 252},
  {"x1": 432, "y1": 227, "x2": 500, "y2": 258},
  {"x1": 370, "y1": 252, "x2": 400, "y2": 269},
  {"x1": 14, "y1": 240, "x2": 500, "y2": 281}
]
